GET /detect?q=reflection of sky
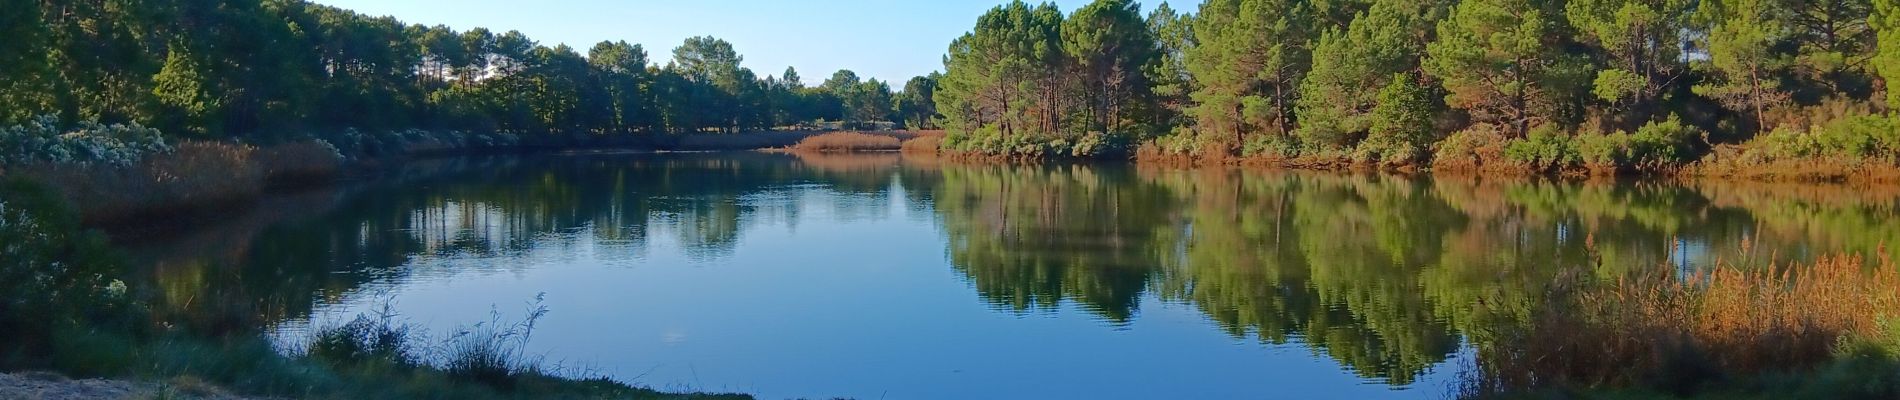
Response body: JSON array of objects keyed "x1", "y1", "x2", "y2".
[{"x1": 288, "y1": 178, "x2": 1460, "y2": 400}]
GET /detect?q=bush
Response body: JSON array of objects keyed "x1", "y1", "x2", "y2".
[
  {"x1": 1069, "y1": 131, "x2": 1131, "y2": 158},
  {"x1": 1240, "y1": 133, "x2": 1302, "y2": 159},
  {"x1": 942, "y1": 126, "x2": 1063, "y2": 157},
  {"x1": 1729, "y1": 113, "x2": 1900, "y2": 164},
  {"x1": 0, "y1": 180, "x2": 134, "y2": 368},
  {"x1": 1575, "y1": 116, "x2": 1701, "y2": 170},
  {"x1": 0, "y1": 115, "x2": 171, "y2": 168},
  {"x1": 1504, "y1": 125, "x2": 1579, "y2": 171},
  {"x1": 1628, "y1": 117, "x2": 1700, "y2": 166},
  {"x1": 1433, "y1": 125, "x2": 1511, "y2": 170}
]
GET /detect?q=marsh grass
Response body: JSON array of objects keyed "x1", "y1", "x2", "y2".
[
  {"x1": 1460, "y1": 253, "x2": 1900, "y2": 398},
  {"x1": 438, "y1": 295, "x2": 552, "y2": 389},
  {"x1": 790, "y1": 131, "x2": 904, "y2": 152},
  {"x1": 8, "y1": 140, "x2": 343, "y2": 224},
  {"x1": 900, "y1": 133, "x2": 944, "y2": 154}
]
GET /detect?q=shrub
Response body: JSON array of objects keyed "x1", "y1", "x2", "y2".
[
  {"x1": 0, "y1": 180, "x2": 133, "y2": 368},
  {"x1": 1628, "y1": 116, "x2": 1700, "y2": 167},
  {"x1": 304, "y1": 307, "x2": 420, "y2": 369},
  {"x1": 1573, "y1": 130, "x2": 1630, "y2": 169},
  {"x1": 1432, "y1": 124, "x2": 1511, "y2": 170},
  {"x1": 942, "y1": 126, "x2": 1064, "y2": 157},
  {"x1": 1069, "y1": 131, "x2": 1131, "y2": 158},
  {"x1": 1575, "y1": 116, "x2": 1702, "y2": 171},
  {"x1": 1727, "y1": 113, "x2": 1900, "y2": 165},
  {"x1": 0, "y1": 115, "x2": 171, "y2": 168},
  {"x1": 1135, "y1": 128, "x2": 1209, "y2": 159},
  {"x1": 1504, "y1": 125, "x2": 1579, "y2": 171},
  {"x1": 1240, "y1": 134, "x2": 1302, "y2": 159}
]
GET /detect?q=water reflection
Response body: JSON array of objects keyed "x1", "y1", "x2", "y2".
[{"x1": 122, "y1": 152, "x2": 1900, "y2": 397}]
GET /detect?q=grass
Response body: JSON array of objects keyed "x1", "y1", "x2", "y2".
[
  {"x1": 900, "y1": 131, "x2": 945, "y2": 154},
  {"x1": 5, "y1": 140, "x2": 344, "y2": 224},
  {"x1": 1460, "y1": 253, "x2": 1900, "y2": 398},
  {"x1": 789, "y1": 131, "x2": 904, "y2": 152}
]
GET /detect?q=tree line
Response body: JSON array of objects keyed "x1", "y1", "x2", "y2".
[
  {"x1": 935, "y1": 0, "x2": 1900, "y2": 167},
  {"x1": 1, "y1": 0, "x2": 943, "y2": 140}
]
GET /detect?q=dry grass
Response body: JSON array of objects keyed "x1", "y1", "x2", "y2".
[
  {"x1": 672, "y1": 131, "x2": 824, "y2": 151},
  {"x1": 901, "y1": 133, "x2": 944, "y2": 154},
  {"x1": 254, "y1": 140, "x2": 344, "y2": 183},
  {"x1": 790, "y1": 131, "x2": 903, "y2": 152},
  {"x1": 1466, "y1": 254, "x2": 1900, "y2": 396},
  {"x1": 9, "y1": 140, "x2": 343, "y2": 224}
]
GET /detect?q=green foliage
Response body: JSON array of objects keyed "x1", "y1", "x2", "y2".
[
  {"x1": 0, "y1": 179, "x2": 134, "y2": 369},
  {"x1": 1505, "y1": 126, "x2": 1581, "y2": 170},
  {"x1": 1296, "y1": 0, "x2": 1443, "y2": 151},
  {"x1": 1693, "y1": 0, "x2": 1795, "y2": 131},
  {"x1": 1567, "y1": 0, "x2": 1692, "y2": 113},
  {"x1": 1593, "y1": 69, "x2": 1648, "y2": 103},
  {"x1": 1425, "y1": 0, "x2": 1576, "y2": 136},
  {"x1": 1432, "y1": 125, "x2": 1511, "y2": 168},
  {"x1": 1876, "y1": 0, "x2": 1900, "y2": 106},
  {"x1": 1739, "y1": 113, "x2": 1900, "y2": 162},
  {"x1": 0, "y1": 115, "x2": 171, "y2": 167},
  {"x1": 1575, "y1": 116, "x2": 1702, "y2": 169},
  {"x1": 1188, "y1": 0, "x2": 1314, "y2": 143},
  {"x1": 894, "y1": 74, "x2": 941, "y2": 129},
  {"x1": 1361, "y1": 75, "x2": 1440, "y2": 163}
]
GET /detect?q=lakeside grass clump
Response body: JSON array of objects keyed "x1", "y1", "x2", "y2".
[
  {"x1": 8, "y1": 140, "x2": 344, "y2": 224},
  {"x1": 900, "y1": 131, "x2": 945, "y2": 154},
  {"x1": 1460, "y1": 254, "x2": 1900, "y2": 399},
  {"x1": 790, "y1": 131, "x2": 903, "y2": 152}
]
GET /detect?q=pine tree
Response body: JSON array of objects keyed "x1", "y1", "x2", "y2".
[
  {"x1": 1693, "y1": 0, "x2": 1794, "y2": 133},
  {"x1": 1425, "y1": 0, "x2": 1573, "y2": 137},
  {"x1": 1186, "y1": 0, "x2": 1314, "y2": 150},
  {"x1": 1296, "y1": 0, "x2": 1443, "y2": 149}
]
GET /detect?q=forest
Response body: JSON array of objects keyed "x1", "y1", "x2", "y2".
[
  {"x1": 0, "y1": 0, "x2": 940, "y2": 143},
  {"x1": 11, "y1": 0, "x2": 1900, "y2": 177},
  {"x1": 934, "y1": 0, "x2": 1900, "y2": 175}
]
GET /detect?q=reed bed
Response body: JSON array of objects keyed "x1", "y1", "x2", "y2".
[
  {"x1": 1463, "y1": 254, "x2": 1900, "y2": 397},
  {"x1": 8, "y1": 140, "x2": 342, "y2": 224},
  {"x1": 901, "y1": 133, "x2": 944, "y2": 154},
  {"x1": 790, "y1": 131, "x2": 903, "y2": 152}
]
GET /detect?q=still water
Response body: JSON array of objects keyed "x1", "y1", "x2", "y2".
[{"x1": 125, "y1": 152, "x2": 1899, "y2": 399}]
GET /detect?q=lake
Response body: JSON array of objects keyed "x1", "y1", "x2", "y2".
[{"x1": 120, "y1": 152, "x2": 1900, "y2": 399}]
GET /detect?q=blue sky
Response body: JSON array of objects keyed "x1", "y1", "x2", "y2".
[{"x1": 312, "y1": 0, "x2": 1202, "y2": 83}]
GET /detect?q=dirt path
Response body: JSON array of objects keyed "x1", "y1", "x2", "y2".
[{"x1": 0, "y1": 372, "x2": 248, "y2": 400}]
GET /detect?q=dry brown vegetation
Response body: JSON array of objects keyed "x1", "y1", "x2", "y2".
[
  {"x1": 900, "y1": 131, "x2": 944, "y2": 154},
  {"x1": 789, "y1": 131, "x2": 904, "y2": 152},
  {"x1": 1466, "y1": 253, "x2": 1900, "y2": 396},
  {"x1": 7, "y1": 140, "x2": 343, "y2": 224}
]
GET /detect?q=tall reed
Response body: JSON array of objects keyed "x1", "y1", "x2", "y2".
[{"x1": 1462, "y1": 254, "x2": 1900, "y2": 397}]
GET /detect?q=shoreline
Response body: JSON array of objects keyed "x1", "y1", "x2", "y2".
[{"x1": 16, "y1": 133, "x2": 1898, "y2": 233}]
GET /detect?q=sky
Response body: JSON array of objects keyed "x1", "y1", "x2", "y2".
[{"x1": 312, "y1": 0, "x2": 1203, "y2": 84}]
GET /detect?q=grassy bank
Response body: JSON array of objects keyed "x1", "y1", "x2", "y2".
[
  {"x1": 0, "y1": 115, "x2": 866, "y2": 225},
  {"x1": 926, "y1": 108, "x2": 1900, "y2": 183},
  {"x1": 0, "y1": 179, "x2": 746, "y2": 399}
]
